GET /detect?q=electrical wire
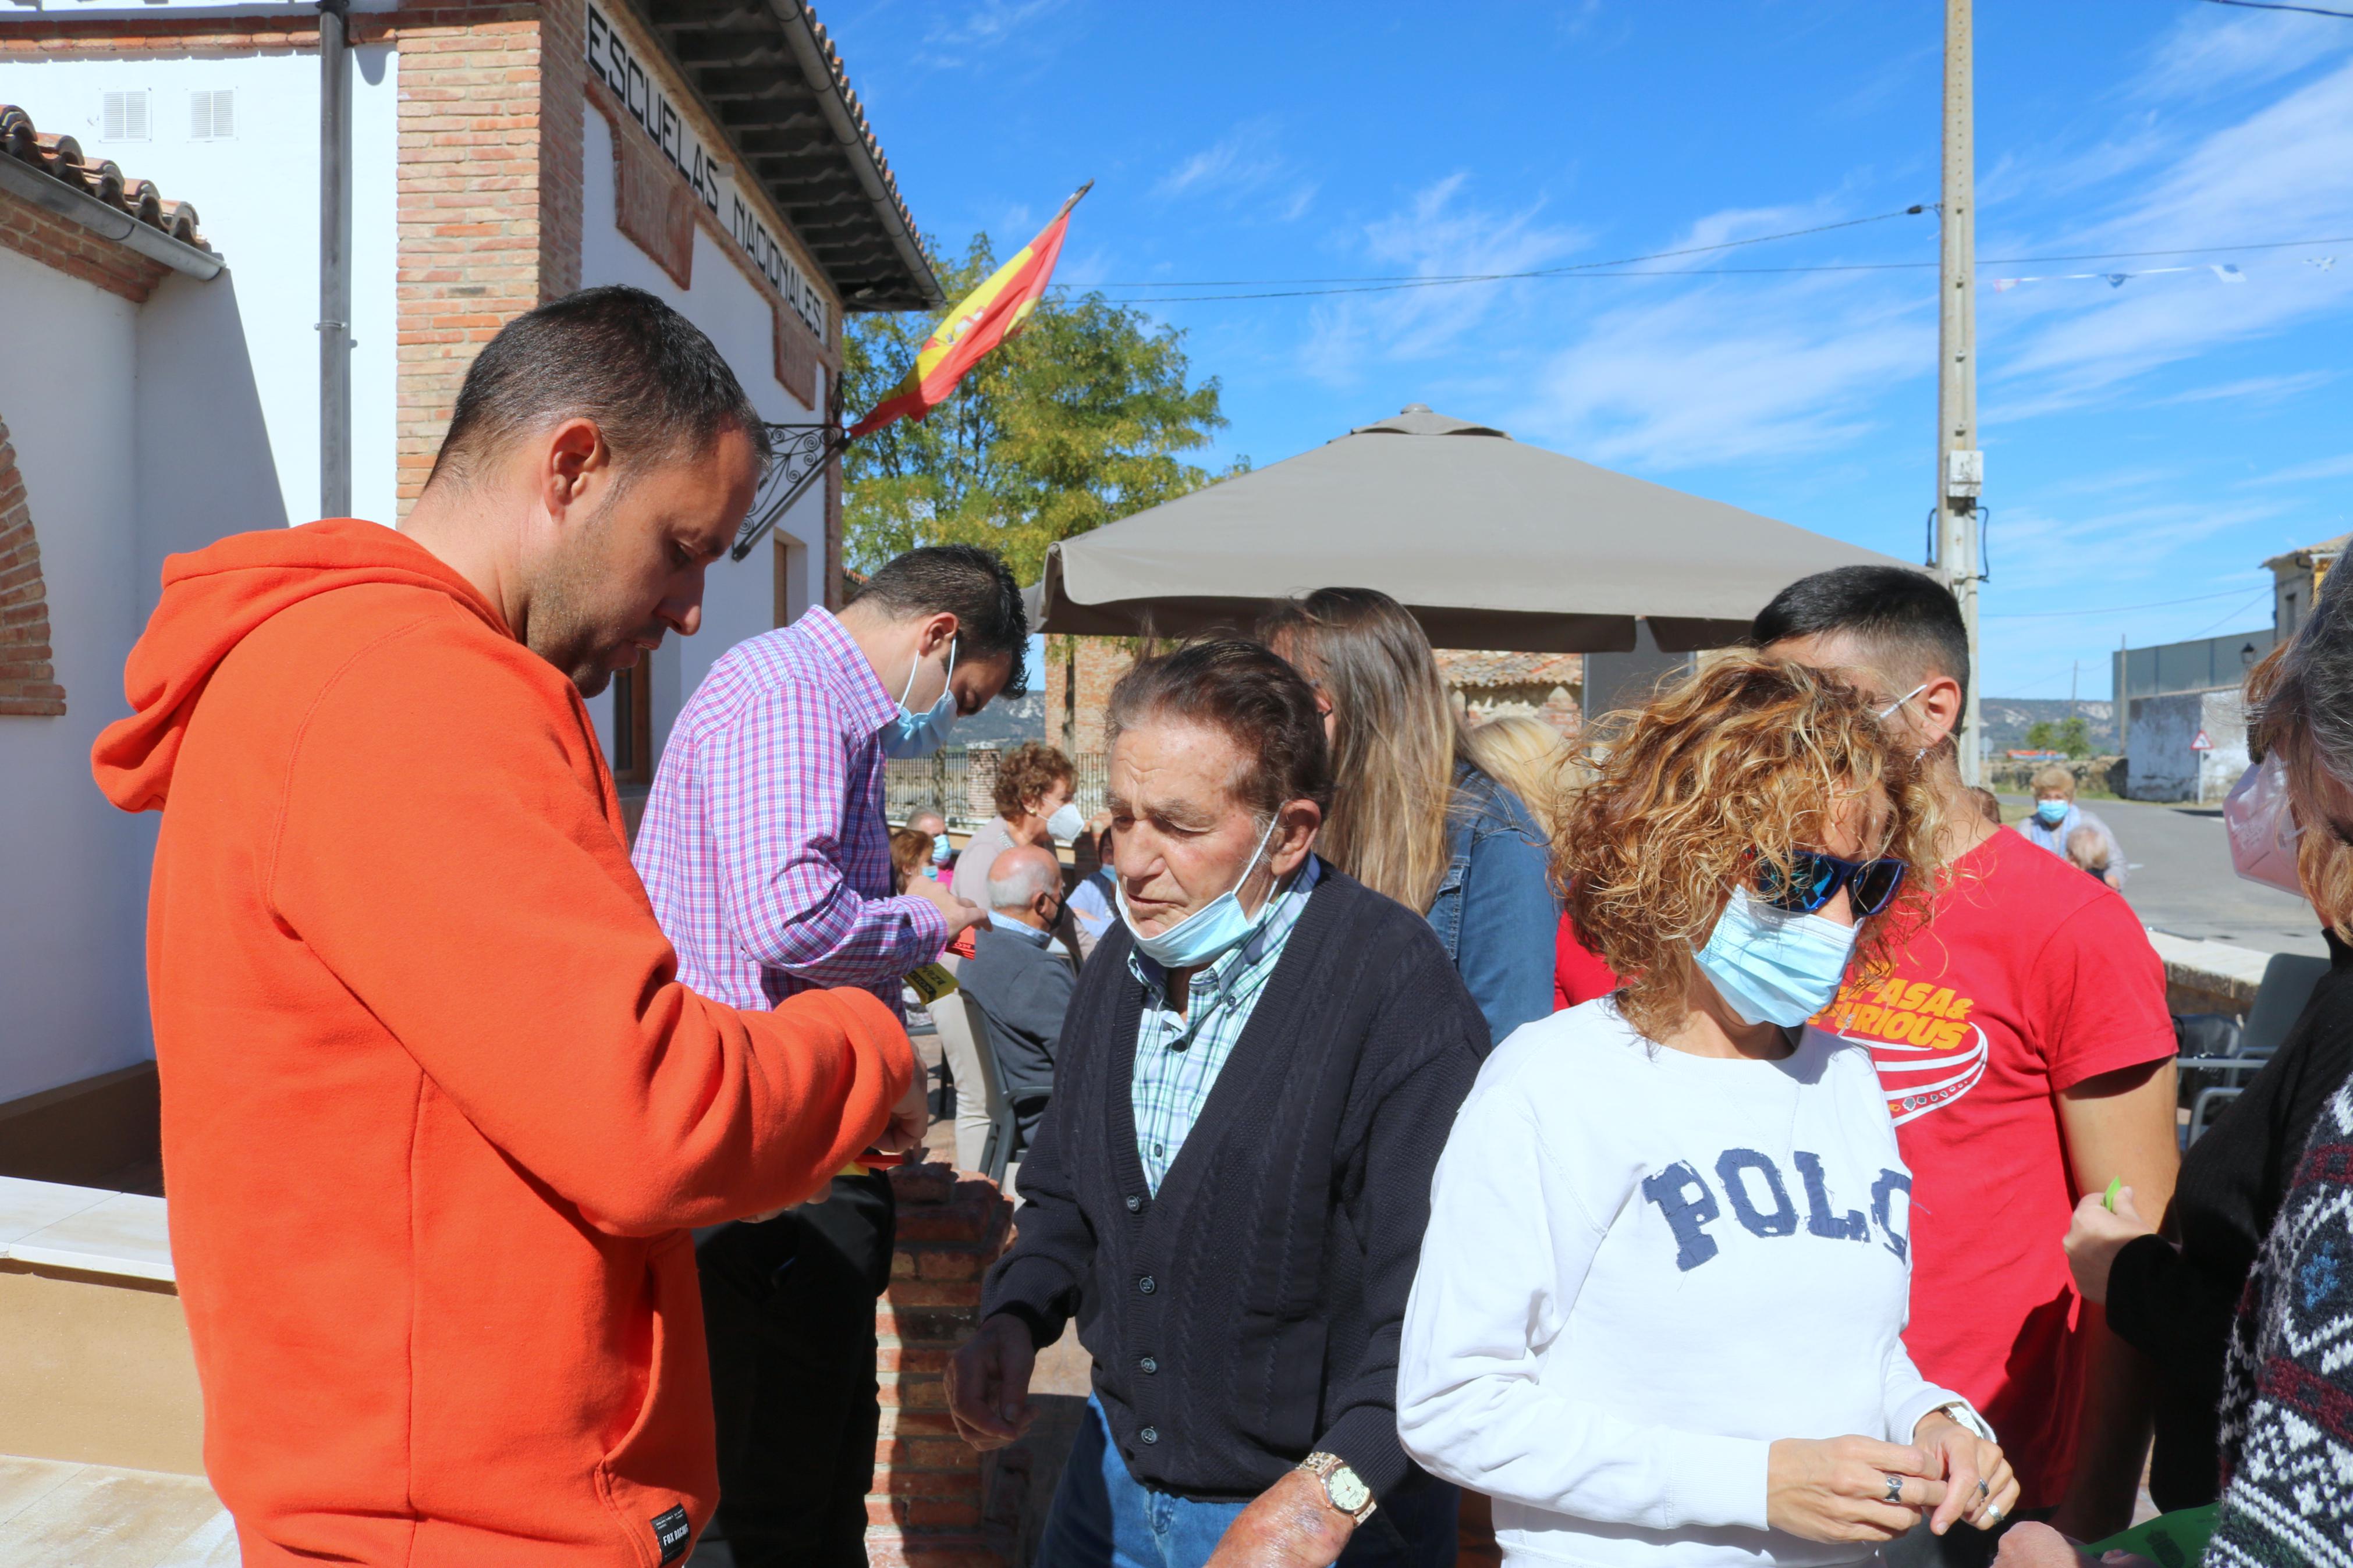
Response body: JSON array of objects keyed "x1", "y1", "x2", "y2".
[
  {"x1": 2181, "y1": 589, "x2": 2278, "y2": 640},
  {"x1": 1066, "y1": 206, "x2": 1933, "y2": 289},
  {"x1": 2189, "y1": 0, "x2": 2353, "y2": 18},
  {"x1": 1057, "y1": 233, "x2": 2353, "y2": 304},
  {"x1": 1983, "y1": 587, "x2": 2274, "y2": 619}
]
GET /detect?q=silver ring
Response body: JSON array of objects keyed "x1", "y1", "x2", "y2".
[
  {"x1": 1984, "y1": 1505, "x2": 2006, "y2": 1528},
  {"x1": 1976, "y1": 1480, "x2": 1990, "y2": 1499},
  {"x1": 1884, "y1": 1474, "x2": 1905, "y2": 1505}
]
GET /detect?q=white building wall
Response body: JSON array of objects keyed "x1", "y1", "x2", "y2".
[
  {"x1": 578, "y1": 104, "x2": 828, "y2": 769},
  {"x1": 0, "y1": 246, "x2": 149, "y2": 1104},
  {"x1": 2127, "y1": 690, "x2": 2251, "y2": 805},
  {"x1": 0, "y1": 45, "x2": 402, "y2": 528}
]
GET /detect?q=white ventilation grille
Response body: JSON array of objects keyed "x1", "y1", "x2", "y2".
[
  {"x1": 189, "y1": 90, "x2": 236, "y2": 141},
  {"x1": 101, "y1": 90, "x2": 150, "y2": 142}
]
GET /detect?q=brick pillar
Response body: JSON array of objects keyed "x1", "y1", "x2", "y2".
[
  {"x1": 869, "y1": 1161, "x2": 1015, "y2": 1568},
  {"x1": 389, "y1": 1, "x2": 585, "y2": 513}
]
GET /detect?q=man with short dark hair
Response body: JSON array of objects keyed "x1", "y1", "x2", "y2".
[
  {"x1": 1754, "y1": 566, "x2": 2179, "y2": 1558},
  {"x1": 90, "y1": 285, "x2": 922, "y2": 1565},
  {"x1": 947, "y1": 641, "x2": 1486, "y2": 1568},
  {"x1": 633, "y1": 542, "x2": 1025, "y2": 1566}
]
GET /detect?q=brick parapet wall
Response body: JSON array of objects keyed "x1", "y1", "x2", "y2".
[
  {"x1": 0, "y1": 417, "x2": 65, "y2": 717},
  {"x1": 869, "y1": 1161, "x2": 1016, "y2": 1568},
  {"x1": 390, "y1": 2, "x2": 580, "y2": 510},
  {"x1": 0, "y1": 184, "x2": 174, "y2": 303}
]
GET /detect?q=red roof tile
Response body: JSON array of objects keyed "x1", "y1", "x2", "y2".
[{"x1": 1, "y1": 104, "x2": 211, "y2": 250}]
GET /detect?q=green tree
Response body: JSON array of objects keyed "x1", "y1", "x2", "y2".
[
  {"x1": 2025, "y1": 717, "x2": 2093, "y2": 759},
  {"x1": 839, "y1": 233, "x2": 1241, "y2": 583},
  {"x1": 2024, "y1": 720, "x2": 2056, "y2": 753}
]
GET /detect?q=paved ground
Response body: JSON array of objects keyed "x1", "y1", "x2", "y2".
[
  {"x1": 1996, "y1": 793, "x2": 2326, "y2": 957},
  {"x1": 0, "y1": 1456, "x2": 233, "y2": 1567}
]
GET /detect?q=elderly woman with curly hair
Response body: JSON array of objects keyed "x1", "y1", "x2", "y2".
[{"x1": 1397, "y1": 654, "x2": 2020, "y2": 1568}]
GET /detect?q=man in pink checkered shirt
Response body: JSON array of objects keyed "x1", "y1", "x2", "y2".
[{"x1": 634, "y1": 543, "x2": 1027, "y2": 1568}]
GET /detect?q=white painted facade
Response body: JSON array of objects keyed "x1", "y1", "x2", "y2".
[
  {"x1": 0, "y1": 24, "x2": 843, "y2": 1106},
  {"x1": 0, "y1": 48, "x2": 402, "y2": 528},
  {"x1": 0, "y1": 243, "x2": 282, "y2": 1103},
  {"x1": 2127, "y1": 689, "x2": 2251, "y2": 805}
]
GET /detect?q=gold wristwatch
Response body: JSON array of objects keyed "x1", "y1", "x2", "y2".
[{"x1": 1298, "y1": 1452, "x2": 1377, "y2": 1524}]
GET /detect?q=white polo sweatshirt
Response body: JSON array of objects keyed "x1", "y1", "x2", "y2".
[{"x1": 1397, "y1": 1000, "x2": 1967, "y2": 1567}]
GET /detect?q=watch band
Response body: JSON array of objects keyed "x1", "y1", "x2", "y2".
[
  {"x1": 1934, "y1": 1400, "x2": 1999, "y2": 1445},
  {"x1": 1297, "y1": 1451, "x2": 1377, "y2": 1524}
]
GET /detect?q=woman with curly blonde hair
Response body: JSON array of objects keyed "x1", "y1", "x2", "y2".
[{"x1": 1397, "y1": 654, "x2": 2018, "y2": 1568}]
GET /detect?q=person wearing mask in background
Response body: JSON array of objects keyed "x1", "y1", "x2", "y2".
[
  {"x1": 1066, "y1": 823, "x2": 1119, "y2": 961},
  {"x1": 909, "y1": 808, "x2": 954, "y2": 883},
  {"x1": 946, "y1": 641, "x2": 1489, "y2": 1568},
  {"x1": 1398, "y1": 655, "x2": 2017, "y2": 1568},
  {"x1": 88, "y1": 286, "x2": 923, "y2": 1565},
  {"x1": 890, "y1": 826, "x2": 936, "y2": 893},
  {"x1": 2019, "y1": 769, "x2": 2128, "y2": 888},
  {"x1": 957, "y1": 844, "x2": 1078, "y2": 1164},
  {"x1": 953, "y1": 741, "x2": 1084, "y2": 912},
  {"x1": 1262, "y1": 588, "x2": 1557, "y2": 1044},
  {"x1": 1755, "y1": 567, "x2": 2179, "y2": 1556},
  {"x1": 1458, "y1": 714, "x2": 1620, "y2": 1014},
  {"x1": 2058, "y1": 575, "x2": 2353, "y2": 1517},
  {"x1": 634, "y1": 543, "x2": 1022, "y2": 1568}
]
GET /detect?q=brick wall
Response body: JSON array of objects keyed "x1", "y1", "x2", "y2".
[
  {"x1": 871, "y1": 1161, "x2": 1016, "y2": 1568},
  {"x1": 0, "y1": 184, "x2": 172, "y2": 304},
  {"x1": 1042, "y1": 637, "x2": 1137, "y2": 756},
  {"x1": 0, "y1": 417, "x2": 65, "y2": 717},
  {"x1": 387, "y1": 1, "x2": 584, "y2": 511}
]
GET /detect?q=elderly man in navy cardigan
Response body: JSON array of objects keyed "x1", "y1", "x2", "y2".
[{"x1": 945, "y1": 640, "x2": 1491, "y2": 1568}]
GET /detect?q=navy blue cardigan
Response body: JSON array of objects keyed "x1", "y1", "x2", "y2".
[{"x1": 981, "y1": 862, "x2": 1490, "y2": 1503}]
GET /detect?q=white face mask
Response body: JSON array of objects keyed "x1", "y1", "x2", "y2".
[
  {"x1": 2226, "y1": 756, "x2": 2305, "y2": 897},
  {"x1": 1045, "y1": 802, "x2": 1087, "y2": 842}
]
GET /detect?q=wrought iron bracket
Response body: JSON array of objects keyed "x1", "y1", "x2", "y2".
[{"x1": 731, "y1": 421, "x2": 850, "y2": 561}]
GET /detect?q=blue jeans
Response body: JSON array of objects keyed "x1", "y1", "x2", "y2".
[{"x1": 1036, "y1": 1397, "x2": 1458, "y2": 1568}]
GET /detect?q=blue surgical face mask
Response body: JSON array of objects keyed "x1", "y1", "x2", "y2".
[
  {"x1": 1692, "y1": 888, "x2": 1862, "y2": 1029},
  {"x1": 1116, "y1": 816, "x2": 1282, "y2": 970},
  {"x1": 931, "y1": 833, "x2": 953, "y2": 865},
  {"x1": 2035, "y1": 798, "x2": 2071, "y2": 827},
  {"x1": 880, "y1": 637, "x2": 958, "y2": 760}
]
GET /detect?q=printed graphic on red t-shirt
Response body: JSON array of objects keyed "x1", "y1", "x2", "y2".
[{"x1": 1812, "y1": 827, "x2": 2174, "y2": 1511}]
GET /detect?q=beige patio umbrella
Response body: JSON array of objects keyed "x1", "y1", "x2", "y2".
[{"x1": 1031, "y1": 404, "x2": 1913, "y2": 653}]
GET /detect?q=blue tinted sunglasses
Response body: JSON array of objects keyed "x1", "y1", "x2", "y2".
[{"x1": 1756, "y1": 850, "x2": 1907, "y2": 918}]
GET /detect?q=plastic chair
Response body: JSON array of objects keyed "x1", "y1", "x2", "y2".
[
  {"x1": 2178, "y1": 951, "x2": 2330, "y2": 1145},
  {"x1": 946, "y1": 991, "x2": 1021, "y2": 1186}
]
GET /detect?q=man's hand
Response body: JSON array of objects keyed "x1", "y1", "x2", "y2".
[
  {"x1": 1992, "y1": 1521, "x2": 2155, "y2": 1568},
  {"x1": 946, "y1": 1313, "x2": 1036, "y2": 1450},
  {"x1": 910, "y1": 875, "x2": 991, "y2": 939},
  {"x1": 874, "y1": 1073, "x2": 929, "y2": 1155},
  {"x1": 1913, "y1": 1411, "x2": 2021, "y2": 1535},
  {"x1": 1202, "y1": 1468, "x2": 1357, "y2": 1568},
  {"x1": 2062, "y1": 1186, "x2": 2156, "y2": 1306},
  {"x1": 1766, "y1": 1435, "x2": 1946, "y2": 1544}
]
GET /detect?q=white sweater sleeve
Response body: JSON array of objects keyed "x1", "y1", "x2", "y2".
[
  {"x1": 1880, "y1": 1336, "x2": 1967, "y2": 1448},
  {"x1": 1396, "y1": 1083, "x2": 1773, "y2": 1533}
]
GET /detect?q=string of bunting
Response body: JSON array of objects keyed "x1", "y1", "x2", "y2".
[{"x1": 1990, "y1": 255, "x2": 2336, "y2": 291}]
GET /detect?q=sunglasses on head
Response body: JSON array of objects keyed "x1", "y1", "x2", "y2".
[{"x1": 1755, "y1": 849, "x2": 1908, "y2": 918}]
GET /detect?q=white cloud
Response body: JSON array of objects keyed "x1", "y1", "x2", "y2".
[
  {"x1": 2158, "y1": 369, "x2": 2335, "y2": 406},
  {"x1": 2249, "y1": 452, "x2": 2353, "y2": 486},
  {"x1": 924, "y1": 0, "x2": 1069, "y2": 51},
  {"x1": 1299, "y1": 175, "x2": 1588, "y2": 383},
  {"x1": 1156, "y1": 119, "x2": 1284, "y2": 201},
  {"x1": 2138, "y1": 5, "x2": 2350, "y2": 101},
  {"x1": 1514, "y1": 278, "x2": 1929, "y2": 471}
]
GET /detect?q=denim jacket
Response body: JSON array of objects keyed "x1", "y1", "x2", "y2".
[{"x1": 1425, "y1": 763, "x2": 1559, "y2": 1048}]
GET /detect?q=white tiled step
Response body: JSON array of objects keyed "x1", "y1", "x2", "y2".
[{"x1": 0, "y1": 1456, "x2": 232, "y2": 1567}]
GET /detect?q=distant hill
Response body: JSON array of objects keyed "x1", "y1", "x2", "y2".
[
  {"x1": 1979, "y1": 696, "x2": 2117, "y2": 755},
  {"x1": 953, "y1": 691, "x2": 1048, "y2": 746}
]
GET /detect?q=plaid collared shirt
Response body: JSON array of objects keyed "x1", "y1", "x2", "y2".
[
  {"x1": 632, "y1": 606, "x2": 946, "y2": 1016},
  {"x1": 1128, "y1": 857, "x2": 1321, "y2": 1194}
]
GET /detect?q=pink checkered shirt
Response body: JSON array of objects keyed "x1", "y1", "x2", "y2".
[{"x1": 632, "y1": 606, "x2": 947, "y2": 1016}]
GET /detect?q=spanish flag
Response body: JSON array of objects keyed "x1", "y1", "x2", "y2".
[{"x1": 848, "y1": 183, "x2": 1090, "y2": 440}]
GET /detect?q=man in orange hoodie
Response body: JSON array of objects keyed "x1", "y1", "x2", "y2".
[{"x1": 90, "y1": 286, "x2": 922, "y2": 1567}]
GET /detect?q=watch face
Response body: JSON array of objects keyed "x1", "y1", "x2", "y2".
[{"x1": 1327, "y1": 1467, "x2": 1371, "y2": 1513}]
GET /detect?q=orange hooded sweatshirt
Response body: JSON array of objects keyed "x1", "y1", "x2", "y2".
[{"x1": 91, "y1": 520, "x2": 914, "y2": 1567}]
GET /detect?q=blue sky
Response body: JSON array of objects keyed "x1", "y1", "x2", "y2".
[{"x1": 822, "y1": 0, "x2": 2353, "y2": 701}]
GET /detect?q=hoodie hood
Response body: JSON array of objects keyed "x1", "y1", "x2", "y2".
[{"x1": 93, "y1": 519, "x2": 507, "y2": 812}]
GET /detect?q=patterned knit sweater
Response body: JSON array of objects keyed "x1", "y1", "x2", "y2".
[{"x1": 2207, "y1": 1073, "x2": 2353, "y2": 1567}]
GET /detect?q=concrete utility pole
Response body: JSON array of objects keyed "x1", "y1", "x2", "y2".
[
  {"x1": 1936, "y1": 0, "x2": 1984, "y2": 784},
  {"x1": 318, "y1": 0, "x2": 353, "y2": 519}
]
